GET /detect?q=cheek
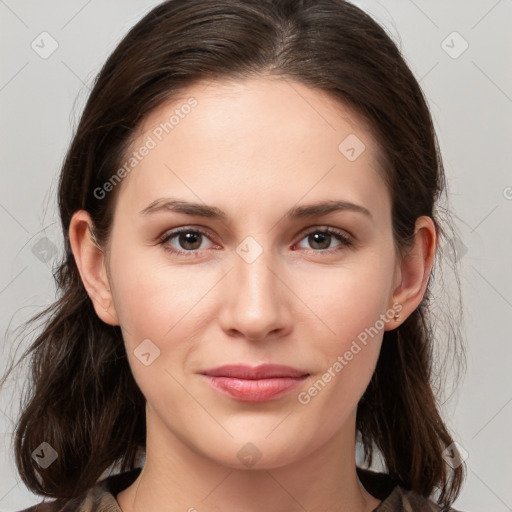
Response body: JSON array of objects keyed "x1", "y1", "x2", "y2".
[
  {"x1": 296, "y1": 292, "x2": 385, "y2": 430},
  {"x1": 294, "y1": 254, "x2": 394, "y2": 340},
  {"x1": 108, "y1": 254, "x2": 204, "y2": 402},
  {"x1": 109, "y1": 238, "x2": 394, "y2": 355},
  {"x1": 291, "y1": 257, "x2": 393, "y2": 411},
  {"x1": 108, "y1": 243, "x2": 206, "y2": 340}
]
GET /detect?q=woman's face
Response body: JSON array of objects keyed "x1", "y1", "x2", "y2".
[{"x1": 103, "y1": 77, "x2": 402, "y2": 468}]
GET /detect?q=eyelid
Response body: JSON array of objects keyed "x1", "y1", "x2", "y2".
[
  {"x1": 294, "y1": 226, "x2": 354, "y2": 252},
  {"x1": 299, "y1": 225, "x2": 353, "y2": 242},
  {"x1": 158, "y1": 226, "x2": 218, "y2": 256},
  {"x1": 158, "y1": 225, "x2": 354, "y2": 256}
]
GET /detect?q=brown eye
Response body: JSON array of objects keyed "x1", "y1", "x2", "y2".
[
  {"x1": 159, "y1": 228, "x2": 215, "y2": 256},
  {"x1": 296, "y1": 227, "x2": 353, "y2": 253},
  {"x1": 308, "y1": 232, "x2": 332, "y2": 250},
  {"x1": 176, "y1": 231, "x2": 203, "y2": 250}
]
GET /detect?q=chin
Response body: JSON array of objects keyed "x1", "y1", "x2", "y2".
[{"x1": 203, "y1": 437, "x2": 312, "y2": 471}]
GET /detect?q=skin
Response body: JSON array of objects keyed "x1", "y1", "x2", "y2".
[{"x1": 69, "y1": 76, "x2": 436, "y2": 512}]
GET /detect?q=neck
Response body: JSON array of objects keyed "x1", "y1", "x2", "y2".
[{"x1": 116, "y1": 407, "x2": 381, "y2": 512}]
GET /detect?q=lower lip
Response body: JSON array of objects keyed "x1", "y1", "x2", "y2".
[{"x1": 202, "y1": 375, "x2": 308, "y2": 402}]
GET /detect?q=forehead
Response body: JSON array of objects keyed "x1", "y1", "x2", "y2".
[
  {"x1": 138, "y1": 76, "x2": 374, "y2": 146},
  {"x1": 114, "y1": 76, "x2": 389, "y2": 223}
]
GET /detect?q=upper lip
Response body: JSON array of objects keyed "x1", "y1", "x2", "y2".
[{"x1": 200, "y1": 364, "x2": 309, "y2": 379}]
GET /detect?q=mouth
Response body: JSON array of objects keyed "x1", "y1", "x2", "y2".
[{"x1": 199, "y1": 364, "x2": 310, "y2": 402}]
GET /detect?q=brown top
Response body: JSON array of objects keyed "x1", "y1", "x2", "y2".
[{"x1": 16, "y1": 466, "x2": 461, "y2": 512}]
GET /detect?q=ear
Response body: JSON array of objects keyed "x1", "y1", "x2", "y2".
[
  {"x1": 386, "y1": 215, "x2": 438, "y2": 329},
  {"x1": 68, "y1": 210, "x2": 119, "y2": 326}
]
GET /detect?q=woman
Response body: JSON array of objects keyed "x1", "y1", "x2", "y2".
[{"x1": 4, "y1": 0, "x2": 467, "y2": 510}]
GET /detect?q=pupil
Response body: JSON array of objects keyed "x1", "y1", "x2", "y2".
[
  {"x1": 180, "y1": 232, "x2": 201, "y2": 250},
  {"x1": 310, "y1": 232, "x2": 330, "y2": 250}
]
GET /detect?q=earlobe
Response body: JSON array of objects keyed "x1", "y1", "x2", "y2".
[
  {"x1": 386, "y1": 216, "x2": 437, "y2": 329},
  {"x1": 68, "y1": 210, "x2": 119, "y2": 326}
]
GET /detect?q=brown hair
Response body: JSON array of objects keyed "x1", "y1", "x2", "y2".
[{"x1": 2, "y1": 0, "x2": 466, "y2": 507}]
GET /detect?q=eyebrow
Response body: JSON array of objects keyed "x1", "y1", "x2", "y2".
[{"x1": 139, "y1": 198, "x2": 373, "y2": 221}]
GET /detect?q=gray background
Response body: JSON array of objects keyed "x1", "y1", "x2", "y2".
[{"x1": 1, "y1": 1, "x2": 511, "y2": 511}]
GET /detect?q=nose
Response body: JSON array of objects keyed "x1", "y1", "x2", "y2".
[{"x1": 217, "y1": 245, "x2": 293, "y2": 341}]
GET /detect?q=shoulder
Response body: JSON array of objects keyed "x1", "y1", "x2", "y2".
[
  {"x1": 14, "y1": 487, "x2": 114, "y2": 512},
  {"x1": 389, "y1": 486, "x2": 464, "y2": 512},
  {"x1": 356, "y1": 466, "x2": 465, "y2": 512},
  {"x1": 14, "y1": 468, "x2": 142, "y2": 512}
]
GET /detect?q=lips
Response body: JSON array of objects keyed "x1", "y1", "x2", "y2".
[
  {"x1": 199, "y1": 364, "x2": 309, "y2": 402},
  {"x1": 201, "y1": 364, "x2": 309, "y2": 379}
]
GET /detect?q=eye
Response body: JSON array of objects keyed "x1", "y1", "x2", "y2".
[
  {"x1": 158, "y1": 227, "x2": 216, "y2": 256},
  {"x1": 158, "y1": 226, "x2": 353, "y2": 257},
  {"x1": 295, "y1": 227, "x2": 353, "y2": 253}
]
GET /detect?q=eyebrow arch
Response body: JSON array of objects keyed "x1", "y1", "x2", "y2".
[
  {"x1": 285, "y1": 200, "x2": 372, "y2": 220},
  {"x1": 139, "y1": 198, "x2": 373, "y2": 221}
]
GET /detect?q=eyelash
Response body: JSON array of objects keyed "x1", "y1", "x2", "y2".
[{"x1": 158, "y1": 226, "x2": 353, "y2": 257}]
